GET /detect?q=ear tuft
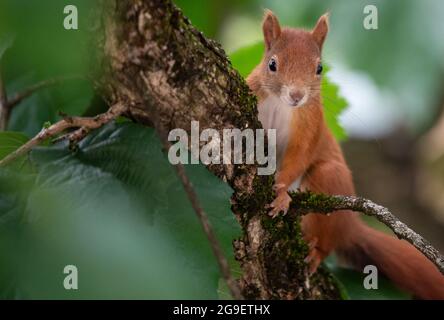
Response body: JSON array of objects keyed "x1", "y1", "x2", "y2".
[
  {"x1": 311, "y1": 13, "x2": 329, "y2": 50},
  {"x1": 262, "y1": 9, "x2": 281, "y2": 50}
]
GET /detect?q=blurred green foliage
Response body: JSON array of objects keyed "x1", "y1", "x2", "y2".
[
  {"x1": 0, "y1": 123, "x2": 240, "y2": 299},
  {"x1": 0, "y1": 0, "x2": 95, "y2": 136},
  {"x1": 228, "y1": 42, "x2": 263, "y2": 79}
]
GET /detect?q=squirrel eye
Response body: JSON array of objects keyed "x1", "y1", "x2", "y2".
[
  {"x1": 316, "y1": 63, "x2": 323, "y2": 75},
  {"x1": 268, "y1": 58, "x2": 277, "y2": 72}
]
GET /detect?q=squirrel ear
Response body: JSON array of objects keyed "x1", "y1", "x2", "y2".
[
  {"x1": 262, "y1": 9, "x2": 281, "y2": 50},
  {"x1": 311, "y1": 13, "x2": 329, "y2": 50}
]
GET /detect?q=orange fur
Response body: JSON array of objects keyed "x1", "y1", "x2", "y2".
[{"x1": 247, "y1": 10, "x2": 444, "y2": 299}]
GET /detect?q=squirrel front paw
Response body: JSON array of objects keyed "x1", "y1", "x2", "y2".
[
  {"x1": 268, "y1": 191, "x2": 291, "y2": 218},
  {"x1": 304, "y1": 237, "x2": 322, "y2": 275},
  {"x1": 304, "y1": 247, "x2": 322, "y2": 275}
]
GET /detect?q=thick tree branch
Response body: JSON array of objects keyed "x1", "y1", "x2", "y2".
[{"x1": 289, "y1": 191, "x2": 444, "y2": 275}]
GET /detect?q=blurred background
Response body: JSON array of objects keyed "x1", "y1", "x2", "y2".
[{"x1": 0, "y1": 0, "x2": 443, "y2": 299}]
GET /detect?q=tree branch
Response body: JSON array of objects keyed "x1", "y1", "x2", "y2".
[
  {"x1": 289, "y1": 191, "x2": 444, "y2": 275},
  {"x1": 6, "y1": 75, "x2": 84, "y2": 110},
  {"x1": 0, "y1": 75, "x2": 85, "y2": 131},
  {"x1": 0, "y1": 65, "x2": 8, "y2": 130},
  {"x1": 0, "y1": 102, "x2": 127, "y2": 167},
  {"x1": 172, "y1": 159, "x2": 244, "y2": 300}
]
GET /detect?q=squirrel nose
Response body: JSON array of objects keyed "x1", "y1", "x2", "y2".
[{"x1": 289, "y1": 90, "x2": 305, "y2": 105}]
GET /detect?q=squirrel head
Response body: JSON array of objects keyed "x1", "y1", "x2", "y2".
[{"x1": 259, "y1": 10, "x2": 329, "y2": 107}]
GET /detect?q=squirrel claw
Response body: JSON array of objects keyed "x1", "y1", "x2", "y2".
[
  {"x1": 272, "y1": 183, "x2": 286, "y2": 192},
  {"x1": 304, "y1": 244, "x2": 322, "y2": 275},
  {"x1": 268, "y1": 192, "x2": 291, "y2": 218}
]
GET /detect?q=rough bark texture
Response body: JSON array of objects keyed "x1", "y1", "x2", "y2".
[{"x1": 95, "y1": 0, "x2": 342, "y2": 299}]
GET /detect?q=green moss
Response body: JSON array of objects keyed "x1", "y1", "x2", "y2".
[
  {"x1": 290, "y1": 190, "x2": 344, "y2": 213},
  {"x1": 249, "y1": 188, "x2": 344, "y2": 299}
]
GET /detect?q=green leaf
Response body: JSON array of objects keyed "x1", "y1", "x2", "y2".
[
  {"x1": 0, "y1": 122, "x2": 240, "y2": 299},
  {"x1": 229, "y1": 42, "x2": 264, "y2": 79},
  {"x1": 229, "y1": 42, "x2": 348, "y2": 140},
  {"x1": 0, "y1": 131, "x2": 28, "y2": 161},
  {"x1": 321, "y1": 65, "x2": 347, "y2": 140}
]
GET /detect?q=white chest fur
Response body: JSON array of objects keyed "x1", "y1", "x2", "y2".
[
  {"x1": 258, "y1": 95, "x2": 293, "y2": 163},
  {"x1": 257, "y1": 95, "x2": 303, "y2": 191}
]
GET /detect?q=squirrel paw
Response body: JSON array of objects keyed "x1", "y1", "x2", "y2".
[
  {"x1": 272, "y1": 183, "x2": 286, "y2": 192},
  {"x1": 268, "y1": 192, "x2": 291, "y2": 218},
  {"x1": 304, "y1": 243, "x2": 322, "y2": 275}
]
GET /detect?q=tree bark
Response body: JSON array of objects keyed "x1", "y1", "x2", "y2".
[{"x1": 94, "y1": 0, "x2": 342, "y2": 299}]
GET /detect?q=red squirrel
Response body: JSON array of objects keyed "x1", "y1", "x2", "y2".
[{"x1": 246, "y1": 10, "x2": 444, "y2": 299}]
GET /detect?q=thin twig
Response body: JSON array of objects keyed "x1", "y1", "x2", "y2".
[
  {"x1": 6, "y1": 75, "x2": 84, "y2": 109},
  {"x1": 0, "y1": 65, "x2": 8, "y2": 130},
  {"x1": 289, "y1": 191, "x2": 444, "y2": 275},
  {"x1": 0, "y1": 102, "x2": 127, "y2": 166},
  {"x1": 145, "y1": 90, "x2": 243, "y2": 299},
  {"x1": 0, "y1": 75, "x2": 85, "y2": 131},
  {"x1": 174, "y1": 154, "x2": 244, "y2": 300}
]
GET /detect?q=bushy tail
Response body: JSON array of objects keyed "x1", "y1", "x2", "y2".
[{"x1": 338, "y1": 223, "x2": 444, "y2": 299}]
